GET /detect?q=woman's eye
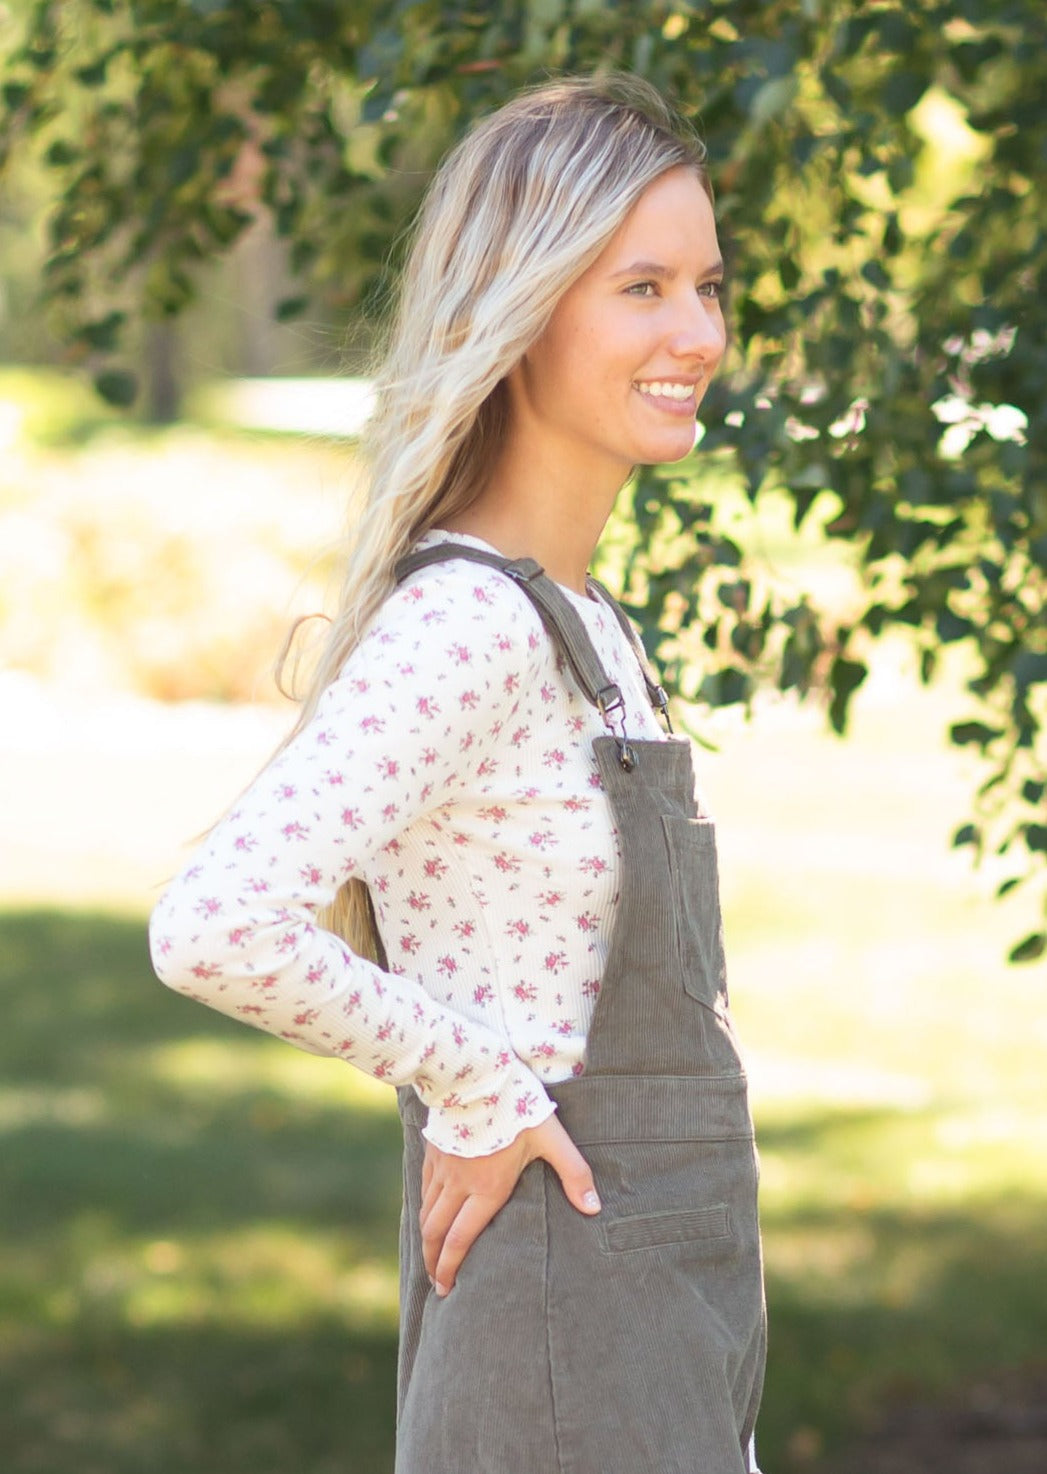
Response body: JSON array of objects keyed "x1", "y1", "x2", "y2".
[
  {"x1": 626, "y1": 281, "x2": 658, "y2": 297},
  {"x1": 698, "y1": 279, "x2": 724, "y2": 300}
]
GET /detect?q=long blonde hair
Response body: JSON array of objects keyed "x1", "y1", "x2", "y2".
[{"x1": 289, "y1": 73, "x2": 710, "y2": 957}]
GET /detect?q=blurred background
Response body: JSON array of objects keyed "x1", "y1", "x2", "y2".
[{"x1": 1, "y1": 2, "x2": 1045, "y2": 1472}]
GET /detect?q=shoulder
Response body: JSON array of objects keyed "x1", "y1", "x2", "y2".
[{"x1": 367, "y1": 553, "x2": 549, "y2": 659}]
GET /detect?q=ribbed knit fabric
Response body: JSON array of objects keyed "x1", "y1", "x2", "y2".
[{"x1": 148, "y1": 530, "x2": 668, "y2": 1156}]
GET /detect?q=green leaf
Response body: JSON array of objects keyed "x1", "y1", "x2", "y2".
[
  {"x1": 952, "y1": 823, "x2": 980, "y2": 849},
  {"x1": 828, "y1": 656, "x2": 867, "y2": 735},
  {"x1": 275, "y1": 295, "x2": 309, "y2": 321},
  {"x1": 1008, "y1": 932, "x2": 1045, "y2": 965},
  {"x1": 950, "y1": 721, "x2": 1004, "y2": 747},
  {"x1": 94, "y1": 370, "x2": 138, "y2": 407}
]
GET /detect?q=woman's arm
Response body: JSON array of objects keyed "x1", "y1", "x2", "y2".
[{"x1": 148, "y1": 564, "x2": 555, "y2": 1156}]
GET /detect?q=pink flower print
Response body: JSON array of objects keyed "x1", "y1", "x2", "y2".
[
  {"x1": 503, "y1": 671, "x2": 519, "y2": 694},
  {"x1": 452, "y1": 920, "x2": 475, "y2": 939},
  {"x1": 527, "y1": 629, "x2": 540, "y2": 651},
  {"x1": 453, "y1": 1123, "x2": 473, "y2": 1141},
  {"x1": 420, "y1": 781, "x2": 435, "y2": 803},
  {"x1": 423, "y1": 858, "x2": 448, "y2": 880},
  {"x1": 399, "y1": 931, "x2": 421, "y2": 955},
  {"x1": 564, "y1": 796, "x2": 590, "y2": 813},
  {"x1": 293, "y1": 1007, "x2": 319, "y2": 1027},
  {"x1": 360, "y1": 714, "x2": 386, "y2": 735},
  {"x1": 350, "y1": 677, "x2": 371, "y2": 693},
  {"x1": 543, "y1": 951, "x2": 568, "y2": 974},
  {"x1": 376, "y1": 1016, "x2": 397, "y2": 1042},
  {"x1": 247, "y1": 878, "x2": 270, "y2": 893},
  {"x1": 532, "y1": 1040, "x2": 556, "y2": 1060},
  {"x1": 405, "y1": 585, "x2": 424, "y2": 603},
  {"x1": 378, "y1": 757, "x2": 399, "y2": 780},
  {"x1": 510, "y1": 725, "x2": 530, "y2": 747},
  {"x1": 540, "y1": 683, "x2": 556, "y2": 703},
  {"x1": 421, "y1": 746, "x2": 438, "y2": 766},
  {"x1": 451, "y1": 1022, "x2": 467, "y2": 1048},
  {"x1": 299, "y1": 865, "x2": 323, "y2": 886},
  {"x1": 571, "y1": 1060, "x2": 585, "y2": 1077},
  {"x1": 372, "y1": 874, "x2": 389, "y2": 893},
  {"x1": 477, "y1": 756, "x2": 498, "y2": 778},
  {"x1": 407, "y1": 891, "x2": 431, "y2": 912},
  {"x1": 528, "y1": 830, "x2": 555, "y2": 851},
  {"x1": 493, "y1": 852, "x2": 520, "y2": 875},
  {"x1": 340, "y1": 807, "x2": 362, "y2": 830},
  {"x1": 416, "y1": 696, "x2": 440, "y2": 719},
  {"x1": 153, "y1": 934, "x2": 172, "y2": 956},
  {"x1": 472, "y1": 584, "x2": 493, "y2": 604},
  {"x1": 277, "y1": 783, "x2": 297, "y2": 800},
  {"x1": 568, "y1": 714, "x2": 585, "y2": 734},
  {"x1": 233, "y1": 834, "x2": 257, "y2": 852},
  {"x1": 473, "y1": 982, "x2": 494, "y2": 1006},
  {"x1": 515, "y1": 1091, "x2": 538, "y2": 1117},
  {"x1": 373, "y1": 1059, "x2": 395, "y2": 1079},
  {"x1": 459, "y1": 689, "x2": 480, "y2": 710},
  {"x1": 324, "y1": 770, "x2": 344, "y2": 786},
  {"x1": 335, "y1": 1037, "x2": 356, "y2": 1054},
  {"x1": 543, "y1": 748, "x2": 566, "y2": 769},
  {"x1": 382, "y1": 802, "x2": 399, "y2": 823},
  {"x1": 579, "y1": 855, "x2": 609, "y2": 876},
  {"x1": 513, "y1": 980, "x2": 538, "y2": 1003},
  {"x1": 282, "y1": 821, "x2": 309, "y2": 842},
  {"x1": 478, "y1": 804, "x2": 509, "y2": 823},
  {"x1": 555, "y1": 1017, "x2": 575, "y2": 1036},
  {"x1": 582, "y1": 977, "x2": 601, "y2": 998},
  {"x1": 305, "y1": 963, "x2": 328, "y2": 985},
  {"x1": 190, "y1": 961, "x2": 221, "y2": 980},
  {"x1": 436, "y1": 954, "x2": 459, "y2": 978},
  {"x1": 588, "y1": 771, "x2": 605, "y2": 789},
  {"x1": 575, "y1": 911, "x2": 599, "y2": 932},
  {"x1": 495, "y1": 1049, "x2": 513, "y2": 1068},
  {"x1": 315, "y1": 729, "x2": 335, "y2": 746},
  {"x1": 453, "y1": 1063, "x2": 475, "y2": 1083},
  {"x1": 448, "y1": 643, "x2": 471, "y2": 665},
  {"x1": 195, "y1": 896, "x2": 222, "y2": 918},
  {"x1": 240, "y1": 1003, "x2": 267, "y2": 1017},
  {"x1": 342, "y1": 990, "x2": 362, "y2": 1015},
  {"x1": 538, "y1": 890, "x2": 564, "y2": 908},
  {"x1": 506, "y1": 918, "x2": 530, "y2": 939}
]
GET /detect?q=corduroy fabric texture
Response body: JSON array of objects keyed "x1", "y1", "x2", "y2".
[{"x1": 393, "y1": 546, "x2": 766, "y2": 1474}]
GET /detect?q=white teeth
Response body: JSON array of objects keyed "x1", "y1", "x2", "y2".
[{"x1": 635, "y1": 381, "x2": 694, "y2": 401}]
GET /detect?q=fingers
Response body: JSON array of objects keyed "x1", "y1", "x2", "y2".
[
  {"x1": 430, "y1": 1193, "x2": 503, "y2": 1297},
  {"x1": 531, "y1": 1116, "x2": 601, "y2": 1216}
]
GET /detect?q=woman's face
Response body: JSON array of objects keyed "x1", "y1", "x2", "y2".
[{"x1": 508, "y1": 165, "x2": 726, "y2": 483}]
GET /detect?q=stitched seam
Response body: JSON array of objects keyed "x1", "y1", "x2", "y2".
[{"x1": 542, "y1": 1167, "x2": 567, "y2": 1474}]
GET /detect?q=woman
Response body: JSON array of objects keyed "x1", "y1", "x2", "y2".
[{"x1": 150, "y1": 73, "x2": 766, "y2": 1473}]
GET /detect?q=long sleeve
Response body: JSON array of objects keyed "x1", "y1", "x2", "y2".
[{"x1": 149, "y1": 563, "x2": 557, "y2": 1155}]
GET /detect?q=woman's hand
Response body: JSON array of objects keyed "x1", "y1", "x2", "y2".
[{"x1": 420, "y1": 1113, "x2": 601, "y2": 1297}]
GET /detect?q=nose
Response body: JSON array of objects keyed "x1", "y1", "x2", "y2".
[{"x1": 669, "y1": 290, "x2": 725, "y2": 365}]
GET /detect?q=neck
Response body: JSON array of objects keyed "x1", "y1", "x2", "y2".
[{"x1": 440, "y1": 437, "x2": 629, "y2": 596}]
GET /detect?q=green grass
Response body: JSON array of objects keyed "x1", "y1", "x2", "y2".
[{"x1": 2, "y1": 895, "x2": 1045, "y2": 1473}]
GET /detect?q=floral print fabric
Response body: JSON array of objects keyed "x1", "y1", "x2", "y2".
[{"x1": 149, "y1": 531, "x2": 667, "y2": 1156}]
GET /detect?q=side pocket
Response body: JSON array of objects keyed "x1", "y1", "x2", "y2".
[
  {"x1": 602, "y1": 1202, "x2": 732, "y2": 1253},
  {"x1": 661, "y1": 815, "x2": 727, "y2": 1010}
]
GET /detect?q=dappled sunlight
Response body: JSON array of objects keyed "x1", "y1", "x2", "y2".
[{"x1": 142, "y1": 1036, "x2": 398, "y2": 1117}]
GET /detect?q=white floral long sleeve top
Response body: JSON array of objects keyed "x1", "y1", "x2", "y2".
[{"x1": 149, "y1": 531, "x2": 668, "y2": 1156}]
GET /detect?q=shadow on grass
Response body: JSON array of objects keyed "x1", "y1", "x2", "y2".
[{"x1": 2, "y1": 909, "x2": 1046, "y2": 1474}]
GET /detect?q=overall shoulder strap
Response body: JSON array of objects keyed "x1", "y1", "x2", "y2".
[
  {"x1": 394, "y1": 543, "x2": 626, "y2": 728},
  {"x1": 584, "y1": 576, "x2": 672, "y2": 731}
]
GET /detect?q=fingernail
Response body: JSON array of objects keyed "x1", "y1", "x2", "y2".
[
  {"x1": 435, "y1": 1280, "x2": 449, "y2": 1298},
  {"x1": 583, "y1": 1190, "x2": 601, "y2": 1212}
]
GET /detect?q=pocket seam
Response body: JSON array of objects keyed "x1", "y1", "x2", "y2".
[{"x1": 601, "y1": 1202, "x2": 732, "y2": 1254}]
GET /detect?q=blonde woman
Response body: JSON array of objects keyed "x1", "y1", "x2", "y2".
[{"x1": 150, "y1": 74, "x2": 766, "y2": 1473}]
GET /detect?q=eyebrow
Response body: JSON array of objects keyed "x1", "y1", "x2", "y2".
[{"x1": 609, "y1": 258, "x2": 725, "y2": 281}]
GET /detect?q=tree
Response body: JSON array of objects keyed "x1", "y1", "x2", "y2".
[{"x1": 2, "y1": 0, "x2": 1044, "y2": 959}]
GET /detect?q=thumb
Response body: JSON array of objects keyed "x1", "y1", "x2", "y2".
[{"x1": 542, "y1": 1126, "x2": 601, "y2": 1216}]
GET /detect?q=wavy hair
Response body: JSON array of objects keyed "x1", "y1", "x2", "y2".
[{"x1": 286, "y1": 73, "x2": 710, "y2": 957}]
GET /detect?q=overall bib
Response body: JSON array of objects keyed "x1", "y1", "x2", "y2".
[{"x1": 391, "y1": 545, "x2": 766, "y2": 1474}]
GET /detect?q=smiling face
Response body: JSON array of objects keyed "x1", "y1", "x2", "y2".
[{"x1": 506, "y1": 166, "x2": 726, "y2": 486}]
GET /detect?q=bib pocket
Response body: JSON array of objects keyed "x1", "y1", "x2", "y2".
[{"x1": 661, "y1": 815, "x2": 728, "y2": 1011}]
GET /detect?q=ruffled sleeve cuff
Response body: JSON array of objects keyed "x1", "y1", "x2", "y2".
[{"x1": 418, "y1": 1058, "x2": 558, "y2": 1158}]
